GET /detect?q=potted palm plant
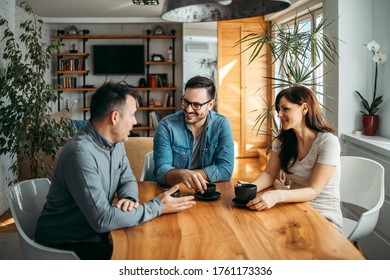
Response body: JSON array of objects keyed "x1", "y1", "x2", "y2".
[
  {"x1": 354, "y1": 40, "x2": 387, "y2": 136},
  {"x1": 0, "y1": 2, "x2": 75, "y2": 184},
  {"x1": 237, "y1": 9, "x2": 339, "y2": 155}
]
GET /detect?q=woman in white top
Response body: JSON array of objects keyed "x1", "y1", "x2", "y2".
[{"x1": 242, "y1": 85, "x2": 342, "y2": 230}]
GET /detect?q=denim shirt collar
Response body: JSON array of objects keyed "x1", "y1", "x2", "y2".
[{"x1": 183, "y1": 111, "x2": 211, "y2": 133}]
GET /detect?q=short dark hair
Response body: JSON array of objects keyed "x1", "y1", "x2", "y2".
[
  {"x1": 184, "y1": 76, "x2": 216, "y2": 99},
  {"x1": 90, "y1": 82, "x2": 138, "y2": 121}
]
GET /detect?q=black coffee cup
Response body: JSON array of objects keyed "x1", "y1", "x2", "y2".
[
  {"x1": 171, "y1": 189, "x2": 180, "y2": 197},
  {"x1": 202, "y1": 183, "x2": 216, "y2": 197},
  {"x1": 234, "y1": 183, "x2": 257, "y2": 203}
]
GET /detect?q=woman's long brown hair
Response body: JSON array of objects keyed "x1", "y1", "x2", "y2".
[{"x1": 275, "y1": 86, "x2": 335, "y2": 173}]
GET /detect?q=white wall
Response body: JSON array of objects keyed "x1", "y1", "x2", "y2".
[
  {"x1": 336, "y1": 0, "x2": 372, "y2": 137},
  {"x1": 183, "y1": 22, "x2": 217, "y2": 90},
  {"x1": 373, "y1": 0, "x2": 390, "y2": 137},
  {"x1": 183, "y1": 39, "x2": 217, "y2": 83},
  {"x1": 334, "y1": 0, "x2": 390, "y2": 139}
]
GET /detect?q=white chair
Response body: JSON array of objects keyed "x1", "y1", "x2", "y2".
[
  {"x1": 6, "y1": 178, "x2": 79, "y2": 260},
  {"x1": 340, "y1": 156, "x2": 385, "y2": 242},
  {"x1": 140, "y1": 151, "x2": 155, "y2": 181}
]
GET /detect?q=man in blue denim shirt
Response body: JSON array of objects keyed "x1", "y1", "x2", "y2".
[{"x1": 154, "y1": 76, "x2": 234, "y2": 193}]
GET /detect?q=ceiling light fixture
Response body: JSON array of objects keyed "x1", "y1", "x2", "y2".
[
  {"x1": 161, "y1": 0, "x2": 291, "y2": 22},
  {"x1": 133, "y1": 0, "x2": 159, "y2": 5}
]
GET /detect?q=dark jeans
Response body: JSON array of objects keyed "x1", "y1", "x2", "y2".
[{"x1": 52, "y1": 234, "x2": 113, "y2": 260}]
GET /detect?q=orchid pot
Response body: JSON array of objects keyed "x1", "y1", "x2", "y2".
[{"x1": 354, "y1": 40, "x2": 387, "y2": 136}]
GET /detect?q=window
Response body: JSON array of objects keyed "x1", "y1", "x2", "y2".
[{"x1": 276, "y1": 7, "x2": 326, "y2": 106}]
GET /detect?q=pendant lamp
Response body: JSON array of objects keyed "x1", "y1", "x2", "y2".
[{"x1": 161, "y1": 0, "x2": 291, "y2": 22}]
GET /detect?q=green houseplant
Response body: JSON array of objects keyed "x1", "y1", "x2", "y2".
[
  {"x1": 198, "y1": 57, "x2": 217, "y2": 82},
  {"x1": 0, "y1": 2, "x2": 75, "y2": 184},
  {"x1": 237, "y1": 9, "x2": 339, "y2": 153},
  {"x1": 354, "y1": 40, "x2": 387, "y2": 136}
]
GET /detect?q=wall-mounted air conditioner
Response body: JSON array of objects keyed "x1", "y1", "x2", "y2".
[{"x1": 186, "y1": 43, "x2": 209, "y2": 53}]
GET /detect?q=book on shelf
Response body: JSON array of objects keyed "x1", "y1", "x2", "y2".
[
  {"x1": 136, "y1": 95, "x2": 143, "y2": 107},
  {"x1": 149, "y1": 111, "x2": 159, "y2": 127},
  {"x1": 163, "y1": 93, "x2": 169, "y2": 107},
  {"x1": 59, "y1": 58, "x2": 84, "y2": 71},
  {"x1": 169, "y1": 94, "x2": 173, "y2": 107},
  {"x1": 58, "y1": 76, "x2": 77, "y2": 88}
]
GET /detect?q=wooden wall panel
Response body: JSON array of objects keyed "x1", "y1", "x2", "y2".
[{"x1": 218, "y1": 17, "x2": 270, "y2": 158}]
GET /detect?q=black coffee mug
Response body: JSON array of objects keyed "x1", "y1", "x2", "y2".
[
  {"x1": 202, "y1": 183, "x2": 216, "y2": 197},
  {"x1": 234, "y1": 183, "x2": 257, "y2": 203},
  {"x1": 171, "y1": 189, "x2": 180, "y2": 197}
]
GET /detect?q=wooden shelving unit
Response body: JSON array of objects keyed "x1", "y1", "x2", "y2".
[{"x1": 53, "y1": 29, "x2": 176, "y2": 134}]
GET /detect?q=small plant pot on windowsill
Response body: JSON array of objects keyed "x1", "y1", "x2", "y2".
[{"x1": 362, "y1": 114, "x2": 379, "y2": 136}]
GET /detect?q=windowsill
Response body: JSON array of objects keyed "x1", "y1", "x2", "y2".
[{"x1": 342, "y1": 133, "x2": 390, "y2": 158}]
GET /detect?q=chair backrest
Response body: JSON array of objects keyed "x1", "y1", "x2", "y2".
[
  {"x1": 124, "y1": 137, "x2": 154, "y2": 180},
  {"x1": 340, "y1": 156, "x2": 385, "y2": 241},
  {"x1": 6, "y1": 178, "x2": 79, "y2": 259},
  {"x1": 140, "y1": 151, "x2": 155, "y2": 181}
]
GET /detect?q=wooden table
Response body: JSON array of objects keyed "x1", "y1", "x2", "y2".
[{"x1": 110, "y1": 181, "x2": 365, "y2": 260}]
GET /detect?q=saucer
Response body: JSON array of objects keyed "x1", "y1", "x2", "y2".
[
  {"x1": 195, "y1": 191, "x2": 221, "y2": 201},
  {"x1": 232, "y1": 198, "x2": 248, "y2": 208}
]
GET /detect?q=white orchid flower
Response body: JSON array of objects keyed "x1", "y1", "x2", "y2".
[
  {"x1": 356, "y1": 40, "x2": 387, "y2": 116},
  {"x1": 373, "y1": 52, "x2": 388, "y2": 64},
  {"x1": 367, "y1": 40, "x2": 380, "y2": 52}
]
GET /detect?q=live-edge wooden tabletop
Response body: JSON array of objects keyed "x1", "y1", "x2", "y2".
[{"x1": 110, "y1": 181, "x2": 365, "y2": 260}]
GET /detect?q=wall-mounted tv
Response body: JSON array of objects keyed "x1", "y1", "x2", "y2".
[{"x1": 92, "y1": 45, "x2": 145, "y2": 75}]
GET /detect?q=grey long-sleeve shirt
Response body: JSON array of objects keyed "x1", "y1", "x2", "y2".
[{"x1": 35, "y1": 121, "x2": 162, "y2": 245}]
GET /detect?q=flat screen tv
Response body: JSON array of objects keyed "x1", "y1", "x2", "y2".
[{"x1": 92, "y1": 45, "x2": 145, "y2": 75}]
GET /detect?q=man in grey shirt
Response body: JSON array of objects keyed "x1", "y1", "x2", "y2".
[{"x1": 34, "y1": 82, "x2": 195, "y2": 259}]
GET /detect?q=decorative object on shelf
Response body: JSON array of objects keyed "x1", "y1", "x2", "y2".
[
  {"x1": 0, "y1": 3, "x2": 75, "y2": 183},
  {"x1": 148, "y1": 74, "x2": 169, "y2": 88},
  {"x1": 161, "y1": 0, "x2": 291, "y2": 22},
  {"x1": 354, "y1": 40, "x2": 387, "y2": 136},
  {"x1": 168, "y1": 46, "x2": 173, "y2": 62},
  {"x1": 151, "y1": 54, "x2": 165, "y2": 62},
  {"x1": 133, "y1": 0, "x2": 159, "y2": 5},
  {"x1": 150, "y1": 98, "x2": 161, "y2": 107},
  {"x1": 69, "y1": 43, "x2": 78, "y2": 53},
  {"x1": 149, "y1": 74, "x2": 158, "y2": 87},
  {"x1": 139, "y1": 78, "x2": 147, "y2": 88},
  {"x1": 152, "y1": 24, "x2": 165, "y2": 35},
  {"x1": 66, "y1": 25, "x2": 79, "y2": 35}
]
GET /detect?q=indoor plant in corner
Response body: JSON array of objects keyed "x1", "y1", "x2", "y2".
[
  {"x1": 355, "y1": 40, "x2": 387, "y2": 136},
  {"x1": 0, "y1": 2, "x2": 75, "y2": 184}
]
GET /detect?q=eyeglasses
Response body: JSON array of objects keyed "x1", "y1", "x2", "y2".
[{"x1": 181, "y1": 97, "x2": 212, "y2": 110}]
